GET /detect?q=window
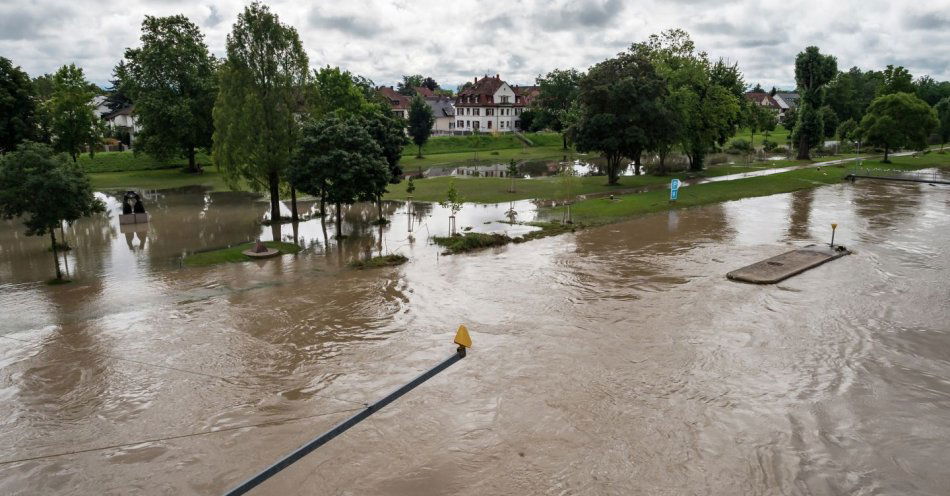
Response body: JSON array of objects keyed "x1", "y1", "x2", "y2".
[
  {"x1": 501, "y1": 95, "x2": 509, "y2": 104},
  {"x1": 466, "y1": 120, "x2": 470, "y2": 127},
  {"x1": 487, "y1": 121, "x2": 492, "y2": 129},
  {"x1": 486, "y1": 108, "x2": 494, "y2": 116},
  {"x1": 474, "y1": 108, "x2": 480, "y2": 116},
  {"x1": 457, "y1": 120, "x2": 463, "y2": 128}
]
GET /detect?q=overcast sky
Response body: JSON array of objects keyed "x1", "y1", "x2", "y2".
[{"x1": 2, "y1": 0, "x2": 948, "y2": 90}]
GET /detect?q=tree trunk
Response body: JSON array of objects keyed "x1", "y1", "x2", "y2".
[
  {"x1": 797, "y1": 135, "x2": 810, "y2": 160},
  {"x1": 290, "y1": 187, "x2": 299, "y2": 223},
  {"x1": 633, "y1": 152, "x2": 642, "y2": 176},
  {"x1": 376, "y1": 194, "x2": 383, "y2": 223},
  {"x1": 417, "y1": 144, "x2": 423, "y2": 158},
  {"x1": 607, "y1": 155, "x2": 620, "y2": 185},
  {"x1": 562, "y1": 133, "x2": 567, "y2": 150},
  {"x1": 268, "y1": 169, "x2": 281, "y2": 225},
  {"x1": 50, "y1": 230, "x2": 62, "y2": 280},
  {"x1": 335, "y1": 202, "x2": 343, "y2": 238},
  {"x1": 319, "y1": 191, "x2": 326, "y2": 217},
  {"x1": 883, "y1": 146, "x2": 889, "y2": 162}
]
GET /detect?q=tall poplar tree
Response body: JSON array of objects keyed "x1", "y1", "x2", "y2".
[
  {"x1": 792, "y1": 46, "x2": 837, "y2": 159},
  {"x1": 213, "y1": 2, "x2": 309, "y2": 224},
  {"x1": 50, "y1": 64, "x2": 101, "y2": 162}
]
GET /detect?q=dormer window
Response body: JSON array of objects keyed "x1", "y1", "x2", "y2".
[{"x1": 501, "y1": 95, "x2": 509, "y2": 104}]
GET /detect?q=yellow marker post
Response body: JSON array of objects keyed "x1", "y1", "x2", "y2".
[
  {"x1": 454, "y1": 324, "x2": 472, "y2": 349},
  {"x1": 830, "y1": 223, "x2": 838, "y2": 248}
]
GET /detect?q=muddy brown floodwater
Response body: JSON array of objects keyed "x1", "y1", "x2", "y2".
[{"x1": 1, "y1": 180, "x2": 949, "y2": 495}]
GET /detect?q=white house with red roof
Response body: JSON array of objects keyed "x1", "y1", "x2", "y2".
[{"x1": 454, "y1": 74, "x2": 531, "y2": 133}]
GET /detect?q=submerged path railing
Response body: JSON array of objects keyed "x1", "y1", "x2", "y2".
[{"x1": 223, "y1": 326, "x2": 473, "y2": 496}]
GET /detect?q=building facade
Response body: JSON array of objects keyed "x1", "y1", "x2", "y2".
[{"x1": 454, "y1": 75, "x2": 532, "y2": 133}]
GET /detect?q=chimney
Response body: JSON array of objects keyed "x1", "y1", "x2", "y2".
[
  {"x1": 474, "y1": 76, "x2": 477, "y2": 84},
  {"x1": 496, "y1": 73, "x2": 499, "y2": 79}
]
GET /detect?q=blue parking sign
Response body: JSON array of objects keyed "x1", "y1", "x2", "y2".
[{"x1": 670, "y1": 179, "x2": 680, "y2": 201}]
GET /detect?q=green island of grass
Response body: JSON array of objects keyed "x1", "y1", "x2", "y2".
[
  {"x1": 183, "y1": 241, "x2": 301, "y2": 267},
  {"x1": 433, "y1": 222, "x2": 578, "y2": 254},
  {"x1": 349, "y1": 253, "x2": 409, "y2": 269}
]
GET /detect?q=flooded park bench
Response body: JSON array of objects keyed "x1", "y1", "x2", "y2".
[
  {"x1": 727, "y1": 244, "x2": 850, "y2": 284},
  {"x1": 117, "y1": 190, "x2": 150, "y2": 225}
]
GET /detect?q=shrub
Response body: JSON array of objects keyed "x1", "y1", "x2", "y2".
[
  {"x1": 762, "y1": 140, "x2": 778, "y2": 152},
  {"x1": 726, "y1": 138, "x2": 752, "y2": 154}
]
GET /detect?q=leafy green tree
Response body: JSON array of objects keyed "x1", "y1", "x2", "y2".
[
  {"x1": 792, "y1": 46, "x2": 837, "y2": 159},
  {"x1": 407, "y1": 95, "x2": 435, "y2": 158},
  {"x1": 287, "y1": 114, "x2": 389, "y2": 237},
  {"x1": 396, "y1": 74, "x2": 424, "y2": 95},
  {"x1": 0, "y1": 142, "x2": 104, "y2": 280},
  {"x1": 535, "y1": 68, "x2": 583, "y2": 149},
  {"x1": 858, "y1": 92, "x2": 937, "y2": 162},
  {"x1": 213, "y1": 2, "x2": 309, "y2": 225},
  {"x1": 0, "y1": 57, "x2": 36, "y2": 153},
  {"x1": 438, "y1": 181, "x2": 463, "y2": 234},
  {"x1": 935, "y1": 97, "x2": 950, "y2": 151},
  {"x1": 759, "y1": 106, "x2": 778, "y2": 142},
  {"x1": 913, "y1": 76, "x2": 950, "y2": 106},
  {"x1": 421, "y1": 77, "x2": 439, "y2": 92},
  {"x1": 31, "y1": 74, "x2": 55, "y2": 144},
  {"x1": 878, "y1": 65, "x2": 914, "y2": 96},
  {"x1": 406, "y1": 176, "x2": 415, "y2": 195},
  {"x1": 573, "y1": 48, "x2": 666, "y2": 183},
  {"x1": 105, "y1": 61, "x2": 133, "y2": 112},
  {"x1": 519, "y1": 108, "x2": 538, "y2": 131},
  {"x1": 121, "y1": 15, "x2": 217, "y2": 172},
  {"x1": 639, "y1": 29, "x2": 742, "y2": 170},
  {"x1": 364, "y1": 108, "x2": 407, "y2": 221},
  {"x1": 50, "y1": 64, "x2": 102, "y2": 162},
  {"x1": 648, "y1": 102, "x2": 682, "y2": 175},
  {"x1": 507, "y1": 159, "x2": 519, "y2": 192},
  {"x1": 820, "y1": 105, "x2": 838, "y2": 139},
  {"x1": 312, "y1": 66, "x2": 376, "y2": 117},
  {"x1": 836, "y1": 118, "x2": 858, "y2": 143}
]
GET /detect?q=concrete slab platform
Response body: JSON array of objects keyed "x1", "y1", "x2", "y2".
[{"x1": 727, "y1": 244, "x2": 850, "y2": 284}]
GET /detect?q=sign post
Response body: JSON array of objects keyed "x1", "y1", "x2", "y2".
[
  {"x1": 830, "y1": 223, "x2": 838, "y2": 248},
  {"x1": 670, "y1": 179, "x2": 680, "y2": 202}
]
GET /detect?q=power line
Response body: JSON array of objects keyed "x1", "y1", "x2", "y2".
[{"x1": 0, "y1": 406, "x2": 364, "y2": 467}]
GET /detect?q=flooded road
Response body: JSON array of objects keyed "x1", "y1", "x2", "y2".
[{"x1": 1, "y1": 180, "x2": 949, "y2": 495}]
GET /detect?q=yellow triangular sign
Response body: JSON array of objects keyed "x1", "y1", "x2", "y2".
[{"x1": 454, "y1": 324, "x2": 472, "y2": 348}]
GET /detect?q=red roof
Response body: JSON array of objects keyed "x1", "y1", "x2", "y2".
[
  {"x1": 456, "y1": 74, "x2": 528, "y2": 107},
  {"x1": 377, "y1": 86, "x2": 411, "y2": 110},
  {"x1": 414, "y1": 86, "x2": 435, "y2": 98},
  {"x1": 744, "y1": 92, "x2": 780, "y2": 109}
]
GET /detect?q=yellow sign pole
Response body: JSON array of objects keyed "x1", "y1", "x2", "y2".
[{"x1": 830, "y1": 223, "x2": 838, "y2": 248}]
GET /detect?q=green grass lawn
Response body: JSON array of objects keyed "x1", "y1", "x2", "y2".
[
  {"x1": 183, "y1": 241, "x2": 301, "y2": 267},
  {"x1": 729, "y1": 124, "x2": 792, "y2": 147},
  {"x1": 78, "y1": 151, "x2": 213, "y2": 173},
  {"x1": 404, "y1": 132, "x2": 562, "y2": 157},
  {"x1": 400, "y1": 145, "x2": 574, "y2": 171},
  {"x1": 553, "y1": 153, "x2": 950, "y2": 225}
]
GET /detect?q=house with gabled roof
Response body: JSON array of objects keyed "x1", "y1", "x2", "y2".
[{"x1": 454, "y1": 74, "x2": 529, "y2": 133}]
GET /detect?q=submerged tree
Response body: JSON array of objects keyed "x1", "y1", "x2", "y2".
[
  {"x1": 121, "y1": 15, "x2": 217, "y2": 172},
  {"x1": 287, "y1": 114, "x2": 389, "y2": 238},
  {"x1": 213, "y1": 2, "x2": 309, "y2": 225},
  {"x1": 0, "y1": 143, "x2": 104, "y2": 281},
  {"x1": 858, "y1": 92, "x2": 937, "y2": 162},
  {"x1": 438, "y1": 181, "x2": 464, "y2": 235}
]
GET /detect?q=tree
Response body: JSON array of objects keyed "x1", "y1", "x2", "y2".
[
  {"x1": 759, "y1": 106, "x2": 778, "y2": 142},
  {"x1": 535, "y1": 68, "x2": 583, "y2": 149},
  {"x1": 287, "y1": 114, "x2": 389, "y2": 238},
  {"x1": 121, "y1": 15, "x2": 217, "y2": 173},
  {"x1": 213, "y1": 2, "x2": 309, "y2": 225},
  {"x1": 836, "y1": 118, "x2": 858, "y2": 143},
  {"x1": 421, "y1": 76, "x2": 439, "y2": 92},
  {"x1": 0, "y1": 142, "x2": 104, "y2": 280},
  {"x1": 507, "y1": 159, "x2": 518, "y2": 192},
  {"x1": 438, "y1": 181, "x2": 463, "y2": 235},
  {"x1": 639, "y1": 29, "x2": 742, "y2": 171},
  {"x1": 50, "y1": 64, "x2": 102, "y2": 162},
  {"x1": 935, "y1": 97, "x2": 950, "y2": 151},
  {"x1": 878, "y1": 65, "x2": 914, "y2": 96},
  {"x1": 406, "y1": 176, "x2": 415, "y2": 195},
  {"x1": 407, "y1": 95, "x2": 434, "y2": 158},
  {"x1": 858, "y1": 92, "x2": 937, "y2": 162},
  {"x1": 364, "y1": 108, "x2": 407, "y2": 221},
  {"x1": 105, "y1": 61, "x2": 133, "y2": 112},
  {"x1": 914, "y1": 75, "x2": 950, "y2": 106},
  {"x1": 519, "y1": 108, "x2": 538, "y2": 131},
  {"x1": 820, "y1": 105, "x2": 838, "y2": 139},
  {"x1": 312, "y1": 66, "x2": 376, "y2": 117},
  {"x1": 573, "y1": 48, "x2": 666, "y2": 183},
  {"x1": 751, "y1": 82, "x2": 764, "y2": 93},
  {"x1": 792, "y1": 46, "x2": 837, "y2": 159},
  {"x1": 0, "y1": 57, "x2": 36, "y2": 153},
  {"x1": 31, "y1": 74, "x2": 55, "y2": 144},
  {"x1": 396, "y1": 74, "x2": 424, "y2": 95}
]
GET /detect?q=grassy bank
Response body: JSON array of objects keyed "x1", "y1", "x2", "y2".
[
  {"x1": 404, "y1": 132, "x2": 562, "y2": 157},
  {"x1": 349, "y1": 253, "x2": 409, "y2": 269},
  {"x1": 728, "y1": 124, "x2": 792, "y2": 147},
  {"x1": 79, "y1": 151, "x2": 213, "y2": 173},
  {"x1": 552, "y1": 154, "x2": 950, "y2": 225},
  {"x1": 433, "y1": 222, "x2": 578, "y2": 254},
  {"x1": 183, "y1": 241, "x2": 300, "y2": 267}
]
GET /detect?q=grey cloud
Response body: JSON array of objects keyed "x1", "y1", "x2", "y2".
[
  {"x1": 536, "y1": 0, "x2": 624, "y2": 31},
  {"x1": 902, "y1": 10, "x2": 950, "y2": 30},
  {"x1": 205, "y1": 5, "x2": 224, "y2": 26},
  {"x1": 308, "y1": 7, "x2": 387, "y2": 38}
]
